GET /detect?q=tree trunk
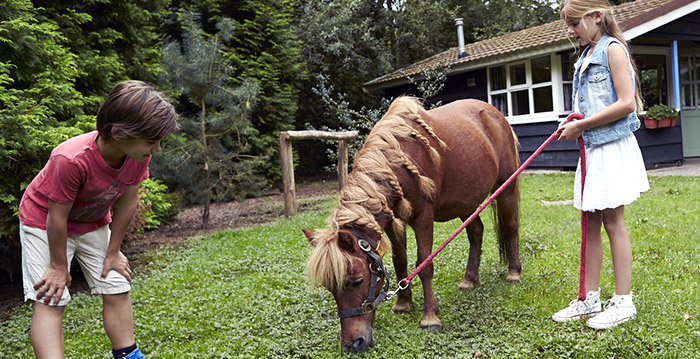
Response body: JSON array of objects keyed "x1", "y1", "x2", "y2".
[{"x1": 202, "y1": 199, "x2": 210, "y2": 229}]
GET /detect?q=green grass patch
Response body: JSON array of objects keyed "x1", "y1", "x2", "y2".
[{"x1": 2, "y1": 174, "x2": 699, "y2": 358}]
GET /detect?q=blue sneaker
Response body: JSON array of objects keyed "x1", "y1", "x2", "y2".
[{"x1": 124, "y1": 348, "x2": 145, "y2": 359}]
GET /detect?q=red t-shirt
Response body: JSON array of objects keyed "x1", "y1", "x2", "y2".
[{"x1": 19, "y1": 131, "x2": 150, "y2": 235}]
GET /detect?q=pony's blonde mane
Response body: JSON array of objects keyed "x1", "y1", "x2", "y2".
[{"x1": 306, "y1": 96, "x2": 447, "y2": 291}]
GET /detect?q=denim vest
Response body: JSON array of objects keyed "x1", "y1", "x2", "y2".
[{"x1": 572, "y1": 34, "x2": 640, "y2": 148}]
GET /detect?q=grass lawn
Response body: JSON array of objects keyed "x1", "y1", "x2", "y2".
[{"x1": 2, "y1": 173, "x2": 699, "y2": 358}]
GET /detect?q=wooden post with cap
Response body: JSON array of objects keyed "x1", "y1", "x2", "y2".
[{"x1": 278, "y1": 130, "x2": 358, "y2": 217}]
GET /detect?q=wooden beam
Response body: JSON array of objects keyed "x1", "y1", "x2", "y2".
[{"x1": 283, "y1": 130, "x2": 358, "y2": 141}]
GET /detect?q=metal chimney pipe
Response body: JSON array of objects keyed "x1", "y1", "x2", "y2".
[{"x1": 455, "y1": 18, "x2": 468, "y2": 59}]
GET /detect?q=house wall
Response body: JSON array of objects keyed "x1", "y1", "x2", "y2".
[
  {"x1": 636, "y1": 117, "x2": 684, "y2": 166},
  {"x1": 511, "y1": 119, "x2": 684, "y2": 170}
]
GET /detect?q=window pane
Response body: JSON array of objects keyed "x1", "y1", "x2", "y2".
[
  {"x1": 561, "y1": 52, "x2": 575, "y2": 81},
  {"x1": 680, "y1": 57, "x2": 692, "y2": 82},
  {"x1": 491, "y1": 93, "x2": 508, "y2": 115},
  {"x1": 509, "y1": 63, "x2": 526, "y2": 86},
  {"x1": 562, "y1": 83, "x2": 572, "y2": 112},
  {"x1": 511, "y1": 90, "x2": 529, "y2": 115},
  {"x1": 534, "y1": 86, "x2": 553, "y2": 113},
  {"x1": 636, "y1": 54, "x2": 667, "y2": 106},
  {"x1": 641, "y1": 68, "x2": 661, "y2": 106},
  {"x1": 531, "y1": 56, "x2": 551, "y2": 84},
  {"x1": 490, "y1": 66, "x2": 506, "y2": 91},
  {"x1": 681, "y1": 84, "x2": 695, "y2": 108}
]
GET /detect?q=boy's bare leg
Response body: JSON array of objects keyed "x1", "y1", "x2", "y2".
[
  {"x1": 31, "y1": 302, "x2": 65, "y2": 359},
  {"x1": 103, "y1": 292, "x2": 136, "y2": 350}
]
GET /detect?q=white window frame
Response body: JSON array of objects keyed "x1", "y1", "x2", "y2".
[
  {"x1": 487, "y1": 53, "x2": 559, "y2": 125},
  {"x1": 631, "y1": 45, "x2": 673, "y2": 110},
  {"x1": 680, "y1": 54, "x2": 699, "y2": 110}
]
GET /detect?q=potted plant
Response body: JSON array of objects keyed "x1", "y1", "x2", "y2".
[{"x1": 642, "y1": 104, "x2": 678, "y2": 129}]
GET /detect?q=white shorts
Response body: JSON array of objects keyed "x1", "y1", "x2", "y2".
[{"x1": 20, "y1": 223, "x2": 131, "y2": 306}]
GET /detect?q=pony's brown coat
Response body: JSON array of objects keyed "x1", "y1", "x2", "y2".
[{"x1": 304, "y1": 96, "x2": 521, "y2": 352}]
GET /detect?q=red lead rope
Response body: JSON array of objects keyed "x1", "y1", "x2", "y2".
[
  {"x1": 576, "y1": 118, "x2": 588, "y2": 301},
  {"x1": 395, "y1": 113, "x2": 587, "y2": 299}
]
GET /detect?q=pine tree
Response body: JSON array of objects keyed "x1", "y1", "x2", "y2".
[{"x1": 158, "y1": 11, "x2": 260, "y2": 229}]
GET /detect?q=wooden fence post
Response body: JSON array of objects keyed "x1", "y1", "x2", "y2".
[
  {"x1": 279, "y1": 132, "x2": 296, "y2": 217},
  {"x1": 337, "y1": 139, "x2": 349, "y2": 191},
  {"x1": 278, "y1": 130, "x2": 358, "y2": 217}
]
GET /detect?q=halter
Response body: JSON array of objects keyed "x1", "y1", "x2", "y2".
[{"x1": 336, "y1": 229, "x2": 391, "y2": 319}]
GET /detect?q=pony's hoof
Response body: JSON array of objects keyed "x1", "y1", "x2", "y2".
[
  {"x1": 506, "y1": 272, "x2": 522, "y2": 283},
  {"x1": 458, "y1": 279, "x2": 480, "y2": 290},
  {"x1": 392, "y1": 301, "x2": 411, "y2": 313},
  {"x1": 421, "y1": 323, "x2": 443, "y2": 332},
  {"x1": 420, "y1": 317, "x2": 442, "y2": 331}
]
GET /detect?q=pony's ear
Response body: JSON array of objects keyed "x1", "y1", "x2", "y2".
[
  {"x1": 336, "y1": 230, "x2": 356, "y2": 252},
  {"x1": 301, "y1": 228, "x2": 315, "y2": 245}
]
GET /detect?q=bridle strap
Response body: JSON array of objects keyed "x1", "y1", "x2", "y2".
[{"x1": 337, "y1": 230, "x2": 390, "y2": 319}]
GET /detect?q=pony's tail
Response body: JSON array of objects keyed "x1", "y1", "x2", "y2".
[
  {"x1": 492, "y1": 128, "x2": 520, "y2": 265},
  {"x1": 491, "y1": 185, "x2": 519, "y2": 265}
]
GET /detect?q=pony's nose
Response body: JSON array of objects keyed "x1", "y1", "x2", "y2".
[
  {"x1": 343, "y1": 328, "x2": 373, "y2": 353},
  {"x1": 343, "y1": 336, "x2": 369, "y2": 353}
]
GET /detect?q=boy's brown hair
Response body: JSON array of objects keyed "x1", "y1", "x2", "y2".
[{"x1": 96, "y1": 80, "x2": 179, "y2": 141}]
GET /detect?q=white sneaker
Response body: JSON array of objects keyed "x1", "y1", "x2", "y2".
[
  {"x1": 586, "y1": 293, "x2": 636, "y2": 329},
  {"x1": 552, "y1": 290, "x2": 602, "y2": 322}
]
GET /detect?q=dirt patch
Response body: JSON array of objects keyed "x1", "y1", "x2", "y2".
[{"x1": 0, "y1": 175, "x2": 338, "y2": 321}]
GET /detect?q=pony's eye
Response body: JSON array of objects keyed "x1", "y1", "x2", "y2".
[{"x1": 350, "y1": 277, "x2": 364, "y2": 288}]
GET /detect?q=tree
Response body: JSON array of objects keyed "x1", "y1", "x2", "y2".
[
  {"x1": 32, "y1": 0, "x2": 171, "y2": 109},
  {"x1": 165, "y1": 0, "x2": 305, "y2": 186},
  {"x1": 158, "y1": 11, "x2": 260, "y2": 229},
  {"x1": 445, "y1": 0, "x2": 559, "y2": 41},
  {"x1": 292, "y1": 0, "x2": 458, "y2": 173},
  {"x1": 0, "y1": 0, "x2": 92, "y2": 277}
]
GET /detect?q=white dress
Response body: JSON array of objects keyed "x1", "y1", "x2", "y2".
[
  {"x1": 572, "y1": 54, "x2": 650, "y2": 212},
  {"x1": 573, "y1": 134, "x2": 650, "y2": 212}
]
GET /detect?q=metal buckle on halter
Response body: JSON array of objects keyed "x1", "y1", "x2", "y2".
[
  {"x1": 358, "y1": 239, "x2": 371, "y2": 252},
  {"x1": 362, "y1": 300, "x2": 375, "y2": 314}
]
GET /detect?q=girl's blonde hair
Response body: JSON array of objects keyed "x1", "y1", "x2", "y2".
[{"x1": 561, "y1": 0, "x2": 644, "y2": 113}]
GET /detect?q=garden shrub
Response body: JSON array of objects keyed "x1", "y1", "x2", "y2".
[{"x1": 124, "y1": 178, "x2": 180, "y2": 244}]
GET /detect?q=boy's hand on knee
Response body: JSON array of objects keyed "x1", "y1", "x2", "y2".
[
  {"x1": 101, "y1": 251, "x2": 132, "y2": 283},
  {"x1": 34, "y1": 267, "x2": 71, "y2": 306}
]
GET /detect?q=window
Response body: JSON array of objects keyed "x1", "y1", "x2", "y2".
[
  {"x1": 561, "y1": 51, "x2": 575, "y2": 112},
  {"x1": 488, "y1": 55, "x2": 554, "y2": 119},
  {"x1": 680, "y1": 55, "x2": 699, "y2": 110},
  {"x1": 635, "y1": 53, "x2": 668, "y2": 108}
]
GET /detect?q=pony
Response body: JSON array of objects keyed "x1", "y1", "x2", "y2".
[{"x1": 302, "y1": 96, "x2": 522, "y2": 353}]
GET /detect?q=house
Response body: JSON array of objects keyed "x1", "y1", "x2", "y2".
[{"x1": 363, "y1": 0, "x2": 700, "y2": 168}]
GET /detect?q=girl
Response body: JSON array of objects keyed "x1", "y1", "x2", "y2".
[{"x1": 551, "y1": 0, "x2": 649, "y2": 329}]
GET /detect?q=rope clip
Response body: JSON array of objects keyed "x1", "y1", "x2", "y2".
[{"x1": 385, "y1": 279, "x2": 409, "y2": 300}]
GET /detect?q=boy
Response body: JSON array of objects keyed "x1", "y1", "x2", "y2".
[{"x1": 19, "y1": 80, "x2": 179, "y2": 358}]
